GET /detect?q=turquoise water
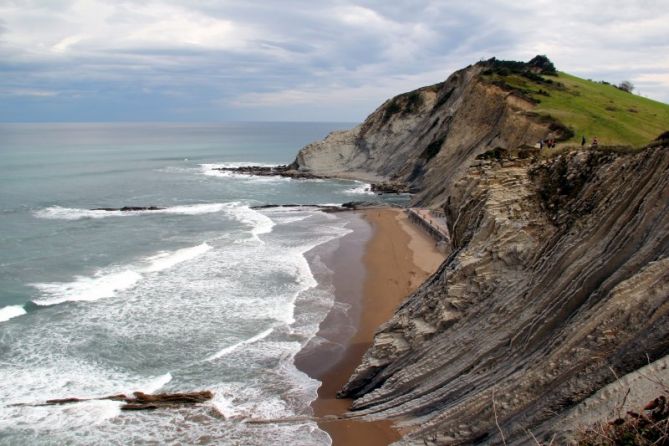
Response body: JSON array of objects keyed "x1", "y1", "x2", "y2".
[{"x1": 0, "y1": 122, "x2": 386, "y2": 445}]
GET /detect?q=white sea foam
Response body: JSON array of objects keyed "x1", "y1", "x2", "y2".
[
  {"x1": 31, "y1": 243, "x2": 211, "y2": 306},
  {"x1": 64, "y1": 400, "x2": 122, "y2": 427},
  {"x1": 8, "y1": 207, "x2": 350, "y2": 445},
  {"x1": 0, "y1": 305, "x2": 27, "y2": 322},
  {"x1": 223, "y1": 205, "x2": 275, "y2": 241},
  {"x1": 31, "y1": 270, "x2": 144, "y2": 306},
  {"x1": 34, "y1": 203, "x2": 230, "y2": 221},
  {"x1": 1, "y1": 399, "x2": 123, "y2": 432},
  {"x1": 0, "y1": 362, "x2": 179, "y2": 436},
  {"x1": 200, "y1": 162, "x2": 279, "y2": 179},
  {"x1": 142, "y1": 372, "x2": 173, "y2": 393},
  {"x1": 143, "y1": 243, "x2": 212, "y2": 273},
  {"x1": 203, "y1": 162, "x2": 277, "y2": 170},
  {"x1": 269, "y1": 214, "x2": 311, "y2": 225},
  {"x1": 0, "y1": 357, "x2": 145, "y2": 433},
  {"x1": 344, "y1": 182, "x2": 374, "y2": 195},
  {"x1": 206, "y1": 328, "x2": 274, "y2": 361},
  {"x1": 209, "y1": 339, "x2": 321, "y2": 423}
]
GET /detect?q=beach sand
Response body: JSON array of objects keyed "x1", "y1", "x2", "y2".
[{"x1": 297, "y1": 208, "x2": 444, "y2": 446}]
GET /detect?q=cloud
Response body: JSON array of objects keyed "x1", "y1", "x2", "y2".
[
  {"x1": 0, "y1": 88, "x2": 59, "y2": 97},
  {"x1": 0, "y1": 0, "x2": 667, "y2": 122}
]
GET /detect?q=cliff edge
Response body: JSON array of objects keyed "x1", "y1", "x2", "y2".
[
  {"x1": 292, "y1": 57, "x2": 669, "y2": 444},
  {"x1": 292, "y1": 59, "x2": 563, "y2": 206},
  {"x1": 293, "y1": 57, "x2": 669, "y2": 208},
  {"x1": 340, "y1": 144, "x2": 669, "y2": 444}
]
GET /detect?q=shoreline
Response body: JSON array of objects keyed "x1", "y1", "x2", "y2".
[{"x1": 296, "y1": 208, "x2": 444, "y2": 445}]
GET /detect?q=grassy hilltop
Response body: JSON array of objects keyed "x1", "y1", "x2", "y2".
[{"x1": 481, "y1": 57, "x2": 669, "y2": 147}]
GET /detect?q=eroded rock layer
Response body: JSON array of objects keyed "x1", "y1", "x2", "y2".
[
  {"x1": 291, "y1": 63, "x2": 563, "y2": 207},
  {"x1": 340, "y1": 146, "x2": 669, "y2": 444}
]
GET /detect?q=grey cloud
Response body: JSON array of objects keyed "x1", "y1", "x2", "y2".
[{"x1": 0, "y1": 0, "x2": 667, "y2": 122}]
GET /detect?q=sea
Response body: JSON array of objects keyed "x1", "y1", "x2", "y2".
[{"x1": 0, "y1": 122, "x2": 398, "y2": 445}]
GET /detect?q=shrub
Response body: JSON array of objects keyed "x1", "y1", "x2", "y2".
[
  {"x1": 528, "y1": 55, "x2": 557, "y2": 75},
  {"x1": 617, "y1": 81, "x2": 634, "y2": 93},
  {"x1": 578, "y1": 395, "x2": 669, "y2": 445}
]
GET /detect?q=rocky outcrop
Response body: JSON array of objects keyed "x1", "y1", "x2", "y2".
[
  {"x1": 339, "y1": 146, "x2": 669, "y2": 444},
  {"x1": 292, "y1": 61, "x2": 566, "y2": 207},
  {"x1": 370, "y1": 182, "x2": 413, "y2": 194},
  {"x1": 91, "y1": 206, "x2": 166, "y2": 211},
  {"x1": 214, "y1": 164, "x2": 322, "y2": 180},
  {"x1": 546, "y1": 354, "x2": 669, "y2": 443},
  {"x1": 288, "y1": 57, "x2": 668, "y2": 444},
  {"x1": 38, "y1": 391, "x2": 213, "y2": 411}
]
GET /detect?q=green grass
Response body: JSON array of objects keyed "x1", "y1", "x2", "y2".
[{"x1": 484, "y1": 72, "x2": 669, "y2": 147}]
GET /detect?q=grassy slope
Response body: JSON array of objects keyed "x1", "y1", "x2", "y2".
[{"x1": 494, "y1": 72, "x2": 669, "y2": 147}]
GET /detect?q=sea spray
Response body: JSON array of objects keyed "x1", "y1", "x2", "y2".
[
  {"x1": 34, "y1": 204, "x2": 232, "y2": 221},
  {"x1": 30, "y1": 243, "x2": 212, "y2": 306},
  {"x1": 0, "y1": 305, "x2": 27, "y2": 323},
  {"x1": 3, "y1": 206, "x2": 350, "y2": 445}
]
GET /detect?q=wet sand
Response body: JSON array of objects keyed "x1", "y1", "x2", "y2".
[{"x1": 296, "y1": 208, "x2": 444, "y2": 445}]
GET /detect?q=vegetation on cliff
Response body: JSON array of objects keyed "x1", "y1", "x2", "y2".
[
  {"x1": 294, "y1": 56, "x2": 669, "y2": 213},
  {"x1": 578, "y1": 395, "x2": 669, "y2": 446},
  {"x1": 290, "y1": 55, "x2": 669, "y2": 445},
  {"x1": 480, "y1": 57, "x2": 669, "y2": 147}
]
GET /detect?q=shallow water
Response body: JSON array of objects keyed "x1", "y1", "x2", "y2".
[{"x1": 0, "y1": 122, "x2": 404, "y2": 445}]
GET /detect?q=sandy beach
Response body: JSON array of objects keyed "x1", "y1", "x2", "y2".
[{"x1": 297, "y1": 208, "x2": 444, "y2": 445}]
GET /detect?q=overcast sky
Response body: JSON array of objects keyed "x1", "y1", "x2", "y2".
[{"x1": 1, "y1": 0, "x2": 667, "y2": 122}]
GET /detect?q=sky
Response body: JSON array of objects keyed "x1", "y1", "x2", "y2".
[{"x1": 0, "y1": 0, "x2": 668, "y2": 122}]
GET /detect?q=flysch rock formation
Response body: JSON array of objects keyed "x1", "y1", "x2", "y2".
[
  {"x1": 291, "y1": 60, "x2": 564, "y2": 207},
  {"x1": 546, "y1": 354, "x2": 669, "y2": 441},
  {"x1": 292, "y1": 57, "x2": 669, "y2": 444},
  {"x1": 338, "y1": 147, "x2": 669, "y2": 444}
]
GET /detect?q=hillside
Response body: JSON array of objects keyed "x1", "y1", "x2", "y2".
[
  {"x1": 291, "y1": 56, "x2": 669, "y2": 208},
  {"x1": 289, "y1": 57, "x2": 669, "y2": 445},
  {"x1": 480, "y1": 62, "x2": 669, "y2": 147}
]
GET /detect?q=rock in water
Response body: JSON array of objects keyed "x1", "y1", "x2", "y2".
[
  {"x1": 38, "y1": 390, "x2": 214, "y2": 412},
  {"x1": 90, "y1": 206, "x2": 165, "y2": 211},
  {"x1": 121, "y1": 404, "x2": 159, "y2": 411},
  {"x1": 213, "y1": 165, "x2": 322, "y2": 179},
  {"x1": 129, "y1": 391, "x2": 213, "y2": 405}
]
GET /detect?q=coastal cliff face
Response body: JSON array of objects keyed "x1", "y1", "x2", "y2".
[
  {"x1": 339, "y1": 145, "x2": 669, "y2": 444},
  {"x1": 292, "y1": 64, "x2": 559, "y2": 205},
  {"x1": 292, "y1": 58, "x2": 669, "y2": 443}
]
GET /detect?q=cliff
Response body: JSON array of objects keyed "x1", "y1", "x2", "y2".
[
  {"x1": 292, "y1": 58, "x2": 669, "y2": 208},
  {"x1": 339, "y1": 145, "x2": 669, "y2": 444},
  {"x1": 291, "y1": 57, "x2": 669, "y2": 444},
  {"x1": 292, "y1": 61, "x2": 560, "y2": 206}
]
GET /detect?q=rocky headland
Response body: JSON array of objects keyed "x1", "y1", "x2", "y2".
[
  {"x1": 212, "y1": 164, "x2": 322, "y2": 180},
  {"x1": 289, "y1": 57, "x2": 669, "y2": 444}
]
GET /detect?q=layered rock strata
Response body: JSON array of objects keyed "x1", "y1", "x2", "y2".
[
  {"x1": 292, "y1": 63, "x2": 564, "y2": 207},
  {"x1": 338, "y1": 146, "x2": 669, "y2": 444}
]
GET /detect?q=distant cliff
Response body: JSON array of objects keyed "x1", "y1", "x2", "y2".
[
  {"x1": 291, "y1": 58, "x2": 669, "y2": 444},
  {"x1": 292, "y1": 57, "x2": 669, "y2": 208},
  {"x1": 293, "y1": 59, "x2": 570, "y2": 207}
]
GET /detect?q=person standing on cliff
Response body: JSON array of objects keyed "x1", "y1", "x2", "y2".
[
  {"x1": 592, "y1": 136, "x2": 599, "y2": 148},
  {"x1": 581, "y1": 135, "x2": 586, "y2": 147},
  {"x1": 539, "y1": 139, "x2": 545, "y2": 150}
]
